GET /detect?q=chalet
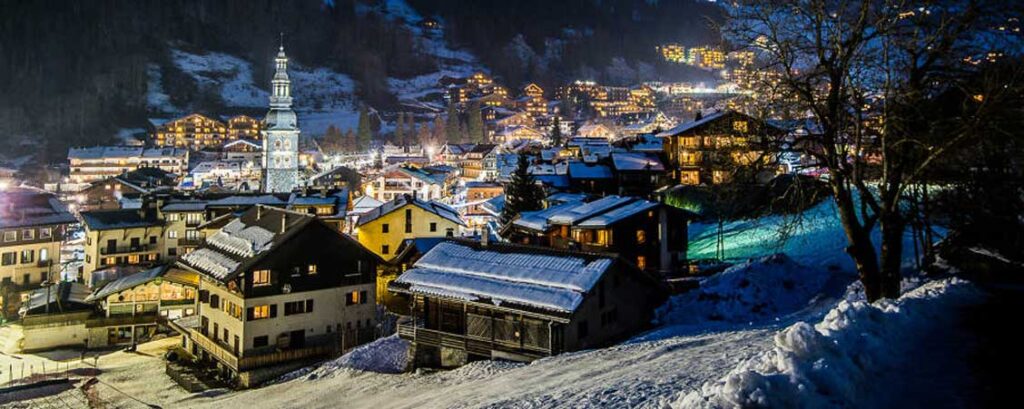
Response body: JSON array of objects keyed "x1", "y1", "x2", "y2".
[
  {"x1": 505, "y1": 195, "x2": 690, "y2": 276},
  {"x1": 354, "y1": 193, "x2": 464, "y2": 260},
  {"x1": 363, "y1": 166, "x2": 447, "y2": 201},
  {"x1": 494, "y1": 126, "x2": 545, "y2": 144},
  {"x1": 0, "y1": 188, "x2": 77, "y2": 303},
  {"x1": 460, "y1": 144, "x2": 498, "y2": 180},
  {"x1": 390, "y1": 240, "x2": 667, "y2": 366},
  {"x1": 462, "y1": 182, "x2": 503, "y2": 230},
  {"x1": 620, "y1": 111, "x2": 678, "y2": 137},
  {"x1": 177, "y1": 206, "x2": 380, "y2": 387},
  {"x1": 83, "y1": 264, "x2": 199, "y2": 347},
  {"x1": 75, "y1": 168, "x2": 178, "y2": 211},
  {"x1": 567, "y1": 162, "x2": 615, "y2": 195},
  {"x1": 81, "y1": 209, "x2": 164, "y2": 286},
  {"x1": 152, "y1": 113, "x2": 263, "y2": 149},
  {"x1": 656, "y1": 110, "x2": 783, "y2": 185},
  {"x1": 575, "y1": 123, "x2": 617, "y2": 140},
  {"x1": 222, "y1": 139, "x2": 263, "y2": 164},
  {"x1": 610, "y1": 152, "x2": 667, "y2": 196},
  {"x1": 345, "y1": 195, "x2": 383, "y2": 235}
]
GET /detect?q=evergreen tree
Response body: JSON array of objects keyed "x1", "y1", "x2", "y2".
[
  {"x1": 550, "y1": 116, "x2": 563, "y2": 147},
  {"x1": 343, "y1": 129, "x2": 356, "y2": 152},
  {"x1": 323, "y1": 125, "x2": 342, "y2": 153},
  {"x1": 445, "y1": 104, "x2": 461, "y2": 144},
  {"x1": 357, "y1": 105, "x2": 373, "y2": 151},
  {"x1": 395, "y1": 112, "x2": 405, "y2": 145},
  {"x1": 501, "y1": 153, "x2": 544, "y2": 225},
  {"x1": 467, "y1": 101, "x2": 484, "y2": 143},
  {"x1": 433, "y1": 116, "x2": 447, "y2": 144}
]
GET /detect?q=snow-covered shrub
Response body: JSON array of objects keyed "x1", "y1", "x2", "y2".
[
  {"x1": 657, "y1": 254, "x2": 837, "y2": 325},
  {"x1": 675, "y1": 278, "x2": 978, "y2": 408}
]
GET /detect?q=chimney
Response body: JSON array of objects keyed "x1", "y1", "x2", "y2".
[
  {"x1": 281, "y1": 213, "x2": 287, "y2": 233},
  {"x1": 257, "y1": 205, "x2": 262, "y2": 220},
  {"x1": 480, "y1": 225, "x2": 490, "y2": 247}
]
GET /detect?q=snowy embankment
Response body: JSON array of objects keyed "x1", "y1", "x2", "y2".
[
  {"x1": 688, "y1": 198, "x2": 943, "y2": 270},
  {"x1": 675, "y1": 278, "x2": 980, "y2": 408},
  {"x1": 656, "y1": 254, "x2": 849, "y2": 327}
]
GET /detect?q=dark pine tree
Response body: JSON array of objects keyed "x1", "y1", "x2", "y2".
[
  {"x1": 501, "y1": 153, "x2": 544, "y2": 225},
  {"x1": 550, "y1": 116, "x2": 563, "y2": 147},
  {"x1": 357, "y1": 105, "x2": 373, "y2": 151}
]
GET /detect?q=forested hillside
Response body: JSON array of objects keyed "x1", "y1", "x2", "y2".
[{"x1": 0, "y1": 0, "x2": 722, "y2": 160}]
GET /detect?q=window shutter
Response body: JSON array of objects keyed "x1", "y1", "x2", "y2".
[
  {"x1": 306, "y1": 299, "x2": 314, "y2": 312},
  {"x1": 246, "y1": 307, "x2": 254, "y2": 321},
  {"x1": 269, "y1": 304, "x2": 277, "y2": 318},
  {"x1": 360, "y1": 290, "x2": 367, "y2": 304},
  {"x1": 198, "y1": 290, "x2": 209, "y2": 303}
]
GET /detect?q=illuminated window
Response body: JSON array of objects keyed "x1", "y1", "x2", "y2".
[
  {"x1": 252, "y1": 269, "x2": 271, "y2": 286},
  {"x1": 127, "y1": 254, "x2": 140, "y2": 264},
  {"x1": 3, "y1": 231, "x2": 16, "y2": 242},
  {"x1": 637, "y1": 256, "x2": 647, "y2": 270},
  {"x1": 636, "y1": 230, "x2": 646, "y2": 244},
  {"x1": 252, "y1": 305, "x2": 271, "y2": 320},
  {"x1": 22, "y1": 229, "x2": 34, "y2": 240},
  {"x1": 732, "y1": 120, "x2": 748, "y2": 133},
  {"x1": 308, "y1": 264, "x2": 318, "y2": 275}
]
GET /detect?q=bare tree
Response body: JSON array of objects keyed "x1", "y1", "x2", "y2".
[{"x1": 726, "y1": 0, "x2": 1017, "y2": 301}]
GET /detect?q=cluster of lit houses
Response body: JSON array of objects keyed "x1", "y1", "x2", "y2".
[{"x1": 0, "y1": 43, "x2": 811, "y2": 389}]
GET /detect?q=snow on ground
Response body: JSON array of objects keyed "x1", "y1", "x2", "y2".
[
  {"x1": 279, "y1": 335, "x2": 410, "y2": 383},
  {"x1": 147, "y1": 63, "x2": 178, "y2": 113},
  {"x1": 366, "y1": 0, "x2": 485, "y2": 107},
  {"x1": 675, "y1": 278, "x2": 981, "y2": 408},
  {"x1": 688, "y1": 198, "x2": 942, "y2": 271},
  {"x1": 657, "y1": 254, "x2": 852, "y2": 327},
  {"x1": 152, "y1": 49, "x2": 360, "y2": 135}
]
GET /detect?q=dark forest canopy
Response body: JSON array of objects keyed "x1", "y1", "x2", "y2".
[{"x1": 0, "y1": 0, "x2": 722, "y2": 160}]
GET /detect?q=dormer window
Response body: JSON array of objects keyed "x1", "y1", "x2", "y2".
[{"x1": 252, "y1": 269, "x2": 271, "y2": 287}]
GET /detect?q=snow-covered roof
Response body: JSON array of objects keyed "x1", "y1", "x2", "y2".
[
  {"x1": 576, "y1": 199, "x2": 658, "y2": 228},
  {"x1": 567, "y1": 162, "x2": 613, "y2": 179},
  {"x1": 394, "y1": 241, "x2": 614, "y2": 313},
  {"x1": 67, "y1": 146, "x2": 187, "y2": 160},
  {"x1": 161, "y1": 201, "x2": 209, "y2": 212},
  {"x1": 0, "y1": 189, "x2": 77, "y2": 229},
  {"x1": 611, "y1": 152, "x2": 665, "y2": 171},
  {"x1": 357, "y1": 194, "x2": 465, "y2": 227},
  {"x1": 86, "y1": 264, "x2": 168, "y2": 302},
  {"x1": 81, "y1": 209, "x2": 161, "y2": 231},
  {"x1": 350, "y1": 195, "x2": 384, "y2": 215},
  {"x1": 179, "y1": 206, "x2": 315, "y2": 282},
  {"x1": 207, "y1": 194, "x2": 288, "y2": 207},
  {"x1": 548, "y1": 195, "x2": 634, "y2": 225},
  {"x1": 513, "y1": 201, "x2": 585, "y2": 232},
  {"x1": 656, "y1": 111, "x2": 728, "y2": 137}
]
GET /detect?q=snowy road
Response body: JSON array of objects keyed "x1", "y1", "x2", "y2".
[{"x1": 190, "y1": 325, "x2": 778, "y2": 409}]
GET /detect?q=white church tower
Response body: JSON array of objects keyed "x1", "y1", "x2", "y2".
[{"x1": 262, "y1": 43, "x2": 300, "y2": 193}]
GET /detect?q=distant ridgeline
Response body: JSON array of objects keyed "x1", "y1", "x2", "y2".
[{"x1": 0, "y1": 0, "x2": 723, "y2": 158}]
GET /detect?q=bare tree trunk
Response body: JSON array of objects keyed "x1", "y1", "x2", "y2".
[
  {"x1": 832, "y1": 182, "x2": 883, "y2": 301},
  {"x1": 879, "y1": 212, "x2": 904, "y2": 299}
]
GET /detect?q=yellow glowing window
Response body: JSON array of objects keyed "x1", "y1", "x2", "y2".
[
  {"x1": 308, "y1": 264, "x2": 318, "y2": 275},
  {"x1": 252, "y1": 305, "x2": 270, "y2": 320},
  {"x1": 637, "y1": 256, "x2": 647, "y2": 270},
  {"x1": 252, "y1": 269, "x2": 271, "y2": 286},
  {"x1": 733, "y1": 120, "x2": 749, "y2": 132},
  {"x1": 636, "y1": 230, "x2": 646, "y2": 244}
]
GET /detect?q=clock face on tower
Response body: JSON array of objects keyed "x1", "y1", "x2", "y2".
[{"x1": 261, "y1": 44, "x2": 300, "y2": 194}]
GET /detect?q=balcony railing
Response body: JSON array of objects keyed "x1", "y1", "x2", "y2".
[
  {"x1": 100, "y1": 244, "x2": 156, "y2": 256},
  {"x1": 397, "y1": 316, "x2": 552, "y2": 358},
  {"x1": 190, "y1": 329, "x2": 340, "y2": 372}
]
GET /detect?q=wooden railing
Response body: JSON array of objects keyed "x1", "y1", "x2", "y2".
[
  {"x1": 189, "y1": 329, "x2": 240, "y2": 370},
  {"x1": 397, "y1": 318, "x2": 552, "y2": 357}
]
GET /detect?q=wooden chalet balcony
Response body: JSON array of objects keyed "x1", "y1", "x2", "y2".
[
  {"x1": 176, "y1": 238, "x2": 204, "y2": 247},
  {"x1": 100, "y1": 244, "x2": 157, "y2": 256},
  {"x1": 397, "y1": 316, "x2": 553, "y2": 359},
  {"x1": 190, "y1": 329, "x2": 339, "y2": 372}
]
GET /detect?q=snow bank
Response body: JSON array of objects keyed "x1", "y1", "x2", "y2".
[
  {"x1": 657, "y1": 254, "x2": 841, "y2": 326},
  {"x1": 284, "y1": 335, "x2": 410, "y2": 382},
  {"x1": 674, "y1": 278, "x2": 979, "y2": 408}
]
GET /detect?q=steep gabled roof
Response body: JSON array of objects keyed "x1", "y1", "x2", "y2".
[
  {"x1": 81, "y1": 209, "x2": 161, "y2": 231},
  {"x1": 356, "y1": 194, "x2": 465, "y2": 227},
  {"x1": 178, "y1": 206, "x2": 317, "y2": 282},
  {"x1": 392, "y1": 240, "x2": 615, "y2": 314}
]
